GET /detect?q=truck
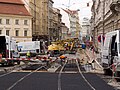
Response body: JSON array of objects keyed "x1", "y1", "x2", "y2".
[
  {"x1": 102, "y1": 30, "x2": 120, "y2": 76},
  {"x1": 17, "y1": 41, "x2": 40, "y2": 57},
  {"x1": 0, "y1": 35, "x2": 20, "y2": 65}
]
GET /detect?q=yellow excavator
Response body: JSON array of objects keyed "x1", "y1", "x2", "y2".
[
  {"x1": 48, "y1": 42, "x2": 65, "y2": 57},
  {"x1": 48, "y1": 38, "x2": 78, "y2": 56}
]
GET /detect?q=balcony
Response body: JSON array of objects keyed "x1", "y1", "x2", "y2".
[{"x1": 110, "y1": 0, "x2": 120, "y2": 13}]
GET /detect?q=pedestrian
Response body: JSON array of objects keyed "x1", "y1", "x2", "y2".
[{"x1": 47, "y1": 51, "x2": 50, "y2": 59}]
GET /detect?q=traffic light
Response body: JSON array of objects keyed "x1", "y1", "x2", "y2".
[{"x1": 87, "y1": 3, "x2": 89, "y2": 7}]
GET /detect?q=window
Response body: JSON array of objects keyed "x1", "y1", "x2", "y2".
[
  {"x1": 24, "y1": 20, "x2": 28, "y2": 25},
  {"x1": 15, "y1": 19, "x2": 19, "y2": 25},
  {"x1": 6, "y1": 19, "x2": 10, "y2": 24},
  {"x1": 24, "y1": 30, "x2": 27, "y2": 36},
  {"x1": 16, "y1": 30, "x2": 19, "y2": 36},
  {"x1": 0, "y1": 30, "x2": 1, "y2": 34},
  {"x1": 6, "y1": 30, "x2": 9, "y2": 36},
  {"x1": 0, "y1": 19, "x2": 2, "y2": 24}
]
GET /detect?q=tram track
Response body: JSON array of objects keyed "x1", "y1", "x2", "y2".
[
  {"x1": 57, "y1": 59, "x2": 96, "y2": 90},
  {"x1": 0, "y1": 61, "x2": 48, "y2": 76},
  {"x1": 0, "y1": 63, "x2": 28, "y2": 78},
  {"x1": 0, "y1": 52, "x2": 116, "y2": 90},
  {"x1": 6, "y1": 64, "x2": 47, "y2": 90},
  {"x1": 0, "y1": 63, "x2": 49, "y2": 90}
]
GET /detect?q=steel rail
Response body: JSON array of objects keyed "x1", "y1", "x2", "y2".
[
  {"x1": 0, "y1": 64, "x2": 27, "y2": 78},
  {"x1": 76, "y1": 59, "x2": 96, "y2": 90},
  {"x1": 58, "y1": 58, "x2": 96, "y2": 90},
  {"x1": 6, "y1": 65, "x2": 46, "y2": 90},
  {"x1": 0, "y1": 72, "x2": 13, "y2": 78},
  {"x1": 58, "y1": 60, "x2": 67, "y2": 90}
]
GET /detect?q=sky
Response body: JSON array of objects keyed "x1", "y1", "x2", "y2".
[{"x1": 53, "y1": 0, "x2": 93, "y2": 22}]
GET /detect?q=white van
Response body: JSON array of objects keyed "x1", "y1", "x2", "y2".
[
  {"x1": 0, "y1": 35, "x2": 20, "y2": 65},
  {"x1": 102, "y1": 30, "x2": 120, "y2": 74},
  {"x1": 17, "y1": 41, "x2": 40, "y2": 57}
]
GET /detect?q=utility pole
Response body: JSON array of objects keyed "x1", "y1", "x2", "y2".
[
  {"x1": 34, "y1": 0, "x2": 36, "y2": 40},
  {"x1": 93, "y1": 0, "x2": 96, "y2": 44},
  {"x1": 102, "y1": 0, "x2": 105, "y2": 45},
  {"x1": 47, "y1": 0, "x2": 50, "y2": 45}
]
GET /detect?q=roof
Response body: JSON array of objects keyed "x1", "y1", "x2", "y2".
[
  {"x1": 0, "y1": 0, "x2": 31, "y2": 16},
  {"x1": 62, "y1": 8, "x2": 70, "y2": 14},
  {"x1": 69, "y1": 10, "x2": 79, "y2": 14},
  {"x1": 62, "y1": 8, "x2": 78, "y2": 15},
  {"x1": 0, "y1": 0, "x2": 23, "y2": 4}
]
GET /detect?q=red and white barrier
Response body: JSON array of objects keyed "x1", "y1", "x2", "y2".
[{"x1": 1, "y1": 56, "x2": 51, "y2": 62}]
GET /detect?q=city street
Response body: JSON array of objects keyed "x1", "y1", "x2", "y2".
[
  {"x1": 0, "y1": 70, "x2": 115, "y2": 90},
  {"x1": 0, "y1": 52, "x2": 117, "y2": 90},
  {"x1": 0, "y1": 0, "x2": 120, "y2": 90}
]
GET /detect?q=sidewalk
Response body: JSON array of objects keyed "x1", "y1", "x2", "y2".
[
  {"x1": 85, "y1": 49, "x2": 104, "y2": 73},
  {"x1": 82, "y1": 48, "x2": 104, "y2": 74},
  {"x1": 78, "y1": 49, "x2": 88, "y2": 65},
  {"x1": 79, "y1": 48, "x2": 120, "y2": 89}
]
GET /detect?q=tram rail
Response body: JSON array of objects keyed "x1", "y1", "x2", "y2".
[{"x1": 57, "y1": 58, "x2": 96, "y2": 90}]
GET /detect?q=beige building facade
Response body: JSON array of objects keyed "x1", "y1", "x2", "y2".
[
  {"x1": 0, "y1": 0, "x2": 32, "y2": 42},
  {"x1": 23, "y1": 0, "x2": 64, "y2": 44},
  {"x1": 82, "y1": 18, "x2": 91, "y2": 37},
  {"x1": 91, "y1": 0, "x2": 120, "y2": 50},
  {"x1": 23, "y1": 0, "x2": 54, "y2": 44},
  {"x1": 61, "y1": 22, "x2": 69, "y2": 40},
  {"x1": 60, "y1": 9, "x2": 81, "y2": 39},
  {"x1": 0, "y1": 15, "x2": 32, "y2": 42},
  {"x1": 74, "y1": 10, "x2": 81, "y2": 39},
  {"x1": 52, "y1": 8, "x2": 62, "y2": 41}
]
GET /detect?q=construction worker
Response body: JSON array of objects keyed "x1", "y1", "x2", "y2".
[
  {"x1": 60, "y1": 55, "x2": 66, "y2": 66},
  {"x1": 26, "y1": 51, "x2": 31, "y2": 58},
  {"x1": 60, "y1": 55, "x2": 66, "y2": 59},
  {"x1": 47, "y1": 51, "x2": 50, "y2": 59},
  {"x1": 0, "y1": 53, "x2": 2, "y2": 62}
]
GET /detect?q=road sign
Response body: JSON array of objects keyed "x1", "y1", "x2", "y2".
[{"x1": 98, "y1": 35, "x2": 105, "y2": 43}]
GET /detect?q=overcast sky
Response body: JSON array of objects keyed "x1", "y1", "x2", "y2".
[{"x1": 53, "y1": 0, "x2": 92, "y2": 22}]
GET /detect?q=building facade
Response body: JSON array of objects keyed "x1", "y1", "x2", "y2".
[
  {"x1": 91, "y1": 0, "x2": 120, "y2": 51},
  {"x1": 81, "y1": 18, "x2": 91, "y2": 37},
  {"x1": 52, "y1": 8, "x2": 62, "y2": 41},
  {"x1": 61, "y1": 22, "x2": 69, "y2": 40},
  {"x1": 72, "y1": 10, "x2": 81, "y2": 38},
  {"x1": 60, "y1": 8, "x2": 81, "y2": 39},
  {"x1": 0, "y1": 0, "x2": 32, "y2": 42},
  {"x1": 23, "y1": 0, "x2": 54, "y2": 44}
]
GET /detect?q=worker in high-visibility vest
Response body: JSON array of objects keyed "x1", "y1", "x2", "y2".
[
  {"x1": 60, "y1": 55, "x2": 66, "y2": 59},
  {"x1": 26, "y1": 51, "x2": 31, "y2": 58},
  {"x1": 60, "y1": 55, "x2": 66, "y2": 66}
]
